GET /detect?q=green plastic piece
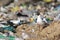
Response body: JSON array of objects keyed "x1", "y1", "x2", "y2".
[
  {"x1": 3, "y1": 26, "x2": 15, "y2": 32},
  {"x1": 46, "y1": 18, "x2": 52, "y2": 21},
  {"x1": 0, "y1": 34, "x2": 6, "y2": 39},
  {"x1": 8, "y1": 36, "x2": 15, "y2": 40}
]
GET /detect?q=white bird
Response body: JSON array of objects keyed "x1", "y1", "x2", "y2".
[
  {"x1": 37, "y1": 15, "x2": 44, "y2": 25},
  {"x1": 10, "y1": 19, "x2": 20, "y2": 25}
]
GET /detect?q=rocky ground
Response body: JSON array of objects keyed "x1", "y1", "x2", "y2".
[{"x1": 16, "y1": 21, "x2": 60, "y2": 40}]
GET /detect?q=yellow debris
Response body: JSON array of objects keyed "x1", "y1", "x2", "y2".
[
  {"x1": 43, "y1": 0, "x2": 52, "y2": 3},
  {"x1": 29, "y1": 18, "x2": 34, "y2": 22},
  {"x1": 11, "y1": 6, "x2": 19, "y2": 12}
]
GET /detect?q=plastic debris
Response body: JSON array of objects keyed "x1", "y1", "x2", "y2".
[
  {"x1": 22, "y1": 32, "x2": 29, "y2": 39},
  {"x1": 43, "y1": 0, "x2": 52, "y2": 3},
  {"x1": 0, "y1": 0, "x2": 60, "y2": 40}
]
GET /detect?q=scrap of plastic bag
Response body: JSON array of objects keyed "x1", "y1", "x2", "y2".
[
  {"x1": 8, "y1": 36, "x2": 15, "y2": 40},
  {"x1": 8, "y1": 31, "x2": 15, "y2": 36},
  {"x1": 54, "y1": 14, "x2": 60, "y2": 21},
  {"x1": 15, "y1": 38, "x2": 24, "y2": 40},
  {"x1": 0, "y1": 6, "x2": 7, "y2": 12},
  {"x1": 36, "y1": 5, "x2": 41, "y2": 10},
  {"x1": 22, "y1": 32, "x2": 30, "y2": 39},
  {"x1": 0, "y1": 34, "x2": 6, "y2": 39},
  {"x1": 3, "y1": 26, "x2": 15, "y2": 32},
  {"x1": 57, "y1": 0, "x2": 60, "y2": 2},
  {"x1": 11, "y1": 6, "x2": 19, "y2": 12},
  {"x1": 14, "y1": 0, "x2": 19, "y2": 2},
  {"x1": 28, "y1": 4, "x2": 34, "y2": 10},
  {"x1": 55, "y1": 5, "x2": 60, "y2": 10},
  {"x1": 0, "y1": 24, "x2": 9, "y2": 28},
  {"x1": 43, "y1": 0, "x2": 52, "y2": 3},
  {"x1": 21, "y1": 4, "x2": 27, "y2": 8}
]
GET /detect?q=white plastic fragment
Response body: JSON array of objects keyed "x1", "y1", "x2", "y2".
[
  {"x1": 15, "y1": 38, "x2": 24, "y2": 40},
  {"x1": 0, "y1": 6, "x2": 7, "y2": 12},
  {"x1": 22, "y1": 32, "x2": 29, "y2": 39},
  {"x1": 8, "y1": 31, "x2": 14, "y2": 36}
]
